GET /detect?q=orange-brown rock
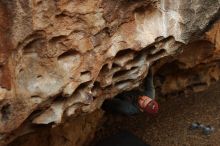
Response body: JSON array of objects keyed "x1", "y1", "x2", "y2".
[
  {"x1": 154, "y1": 21, "x2": 220, "y2": 96},
  {"x1": 0, "y1": 0, "x2": 219, "y2": 145},
  {"x1": 8, "y1": 110, "x2": 104, "y2": 146}
]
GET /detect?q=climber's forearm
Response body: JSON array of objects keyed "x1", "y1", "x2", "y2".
[
  {"x1": 143, "y1": 70, "x2": 155, "y2": 99},
  {"x1": 145, "y1": 87, "x2": 155, "y2": 99}
]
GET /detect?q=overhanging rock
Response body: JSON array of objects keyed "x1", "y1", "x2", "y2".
[{"x1": 0, "y1": 0, "x2": 219, "y2": 145}]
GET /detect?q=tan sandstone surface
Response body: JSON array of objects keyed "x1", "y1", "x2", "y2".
[
  {"x1": 8, "y1": 18, "x2": 220, "y2": 146},
  {"x1": 0, "y1": 0, "x2": 219, "y2": 145}
]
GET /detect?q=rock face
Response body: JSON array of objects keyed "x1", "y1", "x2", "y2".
[
  {"x1": 154, "y1": 20, "x2": 220, "y2": 96},
  {"x1": 8, "y1": 110, "x2": 104, "y2": 146},
  {"x1": 0, "y1": 0, "x2": 219, "y2": 145}
]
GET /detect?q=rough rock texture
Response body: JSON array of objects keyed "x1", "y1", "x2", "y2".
[
  {"x1": 0, "y1": 0, "x2": 219, "y2": 145},
  {"x1": 9, "y1": 110, "x2": 104, "y2": 146},
  {"x1": 153, "y1": 20, "x2": 220, "y2": 96},
  {"x1": 8, "y1": 18, "x2": 220, "y2": 146}
]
